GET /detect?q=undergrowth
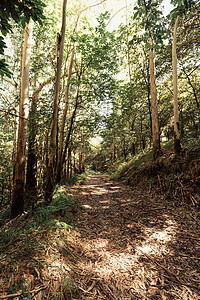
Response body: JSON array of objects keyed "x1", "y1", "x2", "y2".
[
  {"x1": 65, "y1": 170, "x2": 96, "y2": 186},
  {"x1": 0, "y1": 185, "x2": 81, "y2": 299},
  {"x1": 109, "y1": 138, "x2": 200, "y2": 206}
]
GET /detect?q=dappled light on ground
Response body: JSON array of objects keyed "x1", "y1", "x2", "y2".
[
  {"x1": 1, "y1": 174, "x2": 199, "y2": 299},
  {"x1": 69, "y1": 174, "x2": 200, "y2": 299}
]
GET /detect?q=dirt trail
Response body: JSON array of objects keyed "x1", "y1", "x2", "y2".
[{"x1": 68, "y1": 174, "x2": 200, "y2": 299}]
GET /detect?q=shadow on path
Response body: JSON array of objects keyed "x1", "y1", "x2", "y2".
[{"x1": 68, "y1": 174, "x2": 200, "y2": 299}]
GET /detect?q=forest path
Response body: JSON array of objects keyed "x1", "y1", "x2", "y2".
[{"x1": 68, "y1": 174, "x2": 200, "y2": 299}]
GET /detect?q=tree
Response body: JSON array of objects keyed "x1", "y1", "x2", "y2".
[
  {"x1": 0, "y1": 0, "x2": 45, "y2": 77},
  {"x1": 149, "y1": 35, "x2": 161, "y2": 159},
  {"x1": 56, "y1": 10, "x2": 80, "y2": 183},
  {"x1": 133, "y1": 0, "x2": 166, "y2": 159},
  {"x1": 172, "y1": 15, "x2": 181, "y2": 154},
  {"x1": 170, "y1": 0, "x2": 198, "y2": 154},
  {"x1": 11, "y1": 20, "x2": 33, "y2": 218},
  {"x1": 45, "y1": 0, "x2": 67, "y2": 202}
]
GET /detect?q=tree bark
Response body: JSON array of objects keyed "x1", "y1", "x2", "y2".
[
  {"x1": 149, "y1": 37, "x2": 160, "y2": 160},
  {"x1": 56, "y1": 51, "x2": 74, "y2": 182},
  {"x1": 62, "y1": 88, "x2": 80, "y2": 168},
  {"x1": 182, "y1": 67, "x2": 200, "y2": 109},
  {"x1": 25, "y1": 81, "x2": 38, "y2": 210},
  {"x1": 125, "y1": 0, "x2": 134, "y2": 107},
  {"x1": 56, "y1": 12, "x2": 80, "y2": 183},
  {"x1": 81, "y1": 134, "x2": 85, "y2": 173},
  {"x1": 11, "y1": 20, "x2": 33, "y2": 218},
  {"x1": 45, "y1": 0, "x2": 67, "y2": 202},
  {"x1": 113, "y1": 137, "x2": 116, "y2": 162},
  {"x1": 172, "y1": 16, "x2": 181, "y2": 155}
]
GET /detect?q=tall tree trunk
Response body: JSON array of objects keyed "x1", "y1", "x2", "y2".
[
  {"x1": 56, "y1": 13, "x2": 80, "y2": 183},
  {"x1": 12, "y1": 115, "x2": 18, "y2": 182},
  {"x1": 172, "y1": 16, "x2": 181, "y2": 155},
  {"x1": 62, "y1": 88, "x2": 80, "y2": 168},
  {"x1": 141, "y1": 58, "x2": 152, "y2": 146},
  {"x1": 45, "y1": 0, "x2": 67, "y2": 202},
  {"x1": 147, "y1": 62, "x2": 152, "y2": 146},
  {"x1": 78, "y1": 150, "x2": 82, "y2": 174},
  {"x1": 113, "y1": 136, "x2": 116, "y2": 162},
  {"x1": 125, "y1": 0, "x2": 134, "y2": 106},
  {"x1": 149, "y1": 37, "x2": 160, "y2": 160},
  {"x1": 182, "y1": 67, "x2": 200, "y2": 110},
  {"x1": 81, "y1": 134, "x2": 85, "y2": 173},
  {"x1": 66, "y1": 148, "x2": 71, "y2": 179},
  {"x1": 11, "y1": 20, "x2": 33, "y2": 218},
  {"x1": 25, "y1": 81, "x2": 38, "y2": 210},
  {"x1": 56, "y1": 51, "x2": 74, "y2": 182}
]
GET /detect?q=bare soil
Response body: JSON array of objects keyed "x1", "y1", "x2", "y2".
[{"x1": 68, "y1": 174, "x2": 200, "y2": 300}]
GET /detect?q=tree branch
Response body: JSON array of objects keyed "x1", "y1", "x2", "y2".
[
  {"x1": 0, "y1": 284, "x2": 48, "y2": 299},
  {"x1": 0, "y1": 108, "x2": 35, "y2": 124},
  {"x1": 106, "y1": 7, "x2": 126, "y2": 27},
  {"x1": 0, "y1": 76, "x2": 18, "y2": 88},
  {"x1": 80, "y1": 0, "x2": 106, "y2": 13}
]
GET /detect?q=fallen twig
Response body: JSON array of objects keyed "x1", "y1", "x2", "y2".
[
  {"x1": 0, "y1": 283, "x2": 49, "y2": 299},
  {"x1": 144, "y1": 254, "x2": 200, "y2": 290}
]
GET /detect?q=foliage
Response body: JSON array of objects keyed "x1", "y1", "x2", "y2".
[
  {"x1": 0, "y1": 0, "x2": 46, "y2": 77},
  {"x1": 0, "y1": 0, "x2": 199, "y2": 212},
  {"x1": 0, "y1": 183, "x2": 80, "y2": 296},
  {"x1": 109, "y1": 138, "x2": 200, "y2": 206},
  {"x1": 133, "y1": 0, "x2": 168, "y2": 50}
]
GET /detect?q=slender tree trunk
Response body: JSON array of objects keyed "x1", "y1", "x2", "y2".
[
  {"x1": 125, "y1": 0, "x2": 134, "y2": 106},
  {"x1": 45, "y1": 0, "x2": 67, "y2": 202},
  {"x1": 11, "y1": 20, "x2": 33, "y2": 218},
  {"x1": 149, "y1": 37, "x2": 160, "y2": 160},
  {"x1": 25, "y1": 81, "x2": 38, "y2": 210},
  {"x1": 62, "y1": 88, "x2": 80, "y2": 167},
  {"x1": 172, "y1": 16, "x2": 181, "y2": 155},
  {"x1": 12, "y1": 115, "x2": 18, "y2": 182},
  {"x1": 182, "y1": 67, "x2": 200, "y2": 109},
  {"x1": 78, "y1": 150, "x2": 82, "y2": 174},
  {"x1": 56, "y1": 51, "x2": 74, "y2": 182},
  {"x1": 123, "y1": 137, "x2": 127, "y2": 159},
  {"x1": 82, "y1": 134, "x2": 85, "y2": 173},
  {"x1": 73, "y1": 150, "x2": 77, "y2": 175},
  {"x1": 131, "y1": 142, "x2": 135, "y2": 157},
  {"x1": 147, "y1": 63, "x2": 152, "y2": 146},
  {"x1": 66, "y1": 148, "x2": 71, "y2": 179},
  {"x1": 56, "y1": 13, "x2": 80, "y2": 182},
  {"x1": 113, "y1": 137, "x2": 116, "y2": 162},
  {"x1": 78, "y1": 129, "x2": 85, "y2": 174}
]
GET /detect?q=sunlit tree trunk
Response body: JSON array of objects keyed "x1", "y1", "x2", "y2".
[
  {"x1": 172, "y1": 16, "x2": 181, "y2": 155},
  {"x1": 149, "y1": 37, "x2": 160, "y2": 160},
  {"x1": 11, "y1": 20, "x2": 33, "y2": 218},
  {"x1": 45, "y1": 0, "x2": 67, "y2": 202}
]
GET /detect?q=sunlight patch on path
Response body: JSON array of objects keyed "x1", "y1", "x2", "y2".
[
  {"x1": 136, "y1": 221, "x2": 177, "y2": 256},
  {"x1": 68, "y1": 175, "x2": 200, "y2": 299},
  {"x1": 77, "y1": 217, "x2": 177, "y2": 280}
]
